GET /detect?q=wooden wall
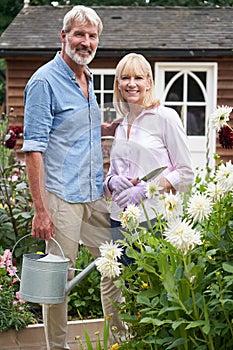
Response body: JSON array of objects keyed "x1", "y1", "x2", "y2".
[
  {"x1": 4, "y1": 54, "x2": 233, "y2": 162},
  {"x1": 5, "y1": 57, "x2": 52, "y2": 155},
  {"x1": 215, "y1": 58, "x2": 233, "y2": 163},
  {"x1": 6, "y1": 57, "x2": 52, "y2": 125}
]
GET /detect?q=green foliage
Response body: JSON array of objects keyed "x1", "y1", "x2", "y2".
[
  {"x1": 0, "y1": 112, "x2": 44, "y2": 262},
  {"x1": 0, "y1": 111, "x2": 105, "y2": 329},
  {"x1": 0, "y1": 111, "x2": 102, "y2": 324},
  {"x1": 114, "y1": 165, "x2": 233, "y2": 349},
  {"x1": 75, "y1": 317, "x2": 113, "y2": 350},
  {"x1": 0, "y1": 112, "x2": 47, "y2": 331},
  {"x1": 0, "y1": 247, "x2": 35, "y2": 333},
  {"x1": 0, "y1": 0, "x2": 22, "y2": 35},
  {"x1": 0, "y1": 161, "x2": 34, "y2": 248},
  {"x1": 68, "y1": 245, "x2": 102, "y2": 320}
]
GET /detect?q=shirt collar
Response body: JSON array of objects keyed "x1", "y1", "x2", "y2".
[{"x1": 55, "y1": 51, "x2": 92, "y2": 81}]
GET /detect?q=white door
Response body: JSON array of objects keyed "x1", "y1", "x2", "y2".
[{"x1": 155, "y1": 62, "x2": 218, "y2": 171}]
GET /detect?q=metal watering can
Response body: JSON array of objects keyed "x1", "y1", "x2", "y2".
[{"x1": 12, "y1": 234, "x2": 97, "y2": 304}]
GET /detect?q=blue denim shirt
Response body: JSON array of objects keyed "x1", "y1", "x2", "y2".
[{"x1": 22, "y1": 52, "x2": 103, "y2": 203}]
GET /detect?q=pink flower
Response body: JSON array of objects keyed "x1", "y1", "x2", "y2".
[
  {"x1": 6, "y1": 259, "x2": 11, "y2": 267},
  {"x1": 13, "y1": 300, "x2": 18, "y2": 306},
  {"x1": 3, "y1": 249, "x2": 10, "y2": 255},
  {"x1": 3, "y1": 249, "x2": 11, "y2": 260},
  {"x1": 9, "y1": 175, "x2": 19, "y2": 182},
  {"x1": 7, "y1": 267, "x2": 15, "y2": 277}
]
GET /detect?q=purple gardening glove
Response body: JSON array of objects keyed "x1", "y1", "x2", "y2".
[
  {"x1": 114, "y1": 182, "x2": 146, "y2": 209},
  {"x1": 108, "y1": 175, "x2": 133, "y2": 193}
]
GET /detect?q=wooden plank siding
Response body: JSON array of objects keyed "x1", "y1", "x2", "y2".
[
  {"x1": 6, "y1": 58, "x2": 52, "y2": 124},
  {"x1": 4, "y1": 55, "x2": 233, "y2": 162},
  {"x1": 5, "y1": 57, "x2": 52, "y2": 157},
  {"x1": 215, "y1": 58, "x2": 233, "y2": 163}
]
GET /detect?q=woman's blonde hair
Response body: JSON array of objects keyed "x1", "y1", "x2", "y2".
[{"x1": 113, "y1": 53, "x2": 159, "y2": 117}]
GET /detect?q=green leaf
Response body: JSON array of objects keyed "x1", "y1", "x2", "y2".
[
  {"x1": 140, "y1": 317, "x2": 171, "y2": 326},
  {"x1": 139, "y1": 261, "x2": 158, "y2": 274},
  {"x1": 163, "y1": 269, "x2": 176, "y2": 294},
  {"x1": 172, "y1": 319, "x2": 187, "y2": 330},
  {"x1": 14, "y1": 212, "x2": 32, "y2": 219},
  {"x1": 166, "y1": 337, "x2": 187, "y2": 349},
  {"x1": 185, "y1": 320, "x2": 206, "y2": 329},
  {"x1": 84, "y1": 326, "x2": 93, "y2": 350},
  {"x1": 136, "y1": 294, "x2": 151, "y2": 306},
  {"x1": 103, "y1": 317, "x2": 109, "y2": 350},
  {"x1": 222, "y1": 262, "x2": 233, "y2": 273},
  {"x1": 15, "y1": 182, "x2": 27, "y2": 191},
  {"x1": 202, "y1": 324, "x2": 210, "y2": 335}
]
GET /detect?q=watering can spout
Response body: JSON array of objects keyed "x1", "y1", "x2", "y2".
[{"x1": 66, "y1": 260, "x2": 97, "y2": 294}]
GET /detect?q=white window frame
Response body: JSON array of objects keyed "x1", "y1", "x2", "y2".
[
  {"x1": 92, "y1": 68, "x2": 116, "y2": 123},
  {"x1": 154, "y1": 62, "x2": 218, "y2": 169}
]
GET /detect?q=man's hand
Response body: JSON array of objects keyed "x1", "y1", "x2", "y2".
[
  {"x1": 31, "y1": 208, "x2": 55, "y2": 241},
  {"x1": 25, "y1": 152, "x2": 54, "y2": 241}
]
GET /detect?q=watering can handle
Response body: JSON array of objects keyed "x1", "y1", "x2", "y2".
[{"x1": 11, "y1": 233, "x2": 67, "y2": 282}]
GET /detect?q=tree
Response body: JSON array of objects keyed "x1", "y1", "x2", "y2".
[{"x1": 0, "y1": 0, "x2": 22, "y2": 36}]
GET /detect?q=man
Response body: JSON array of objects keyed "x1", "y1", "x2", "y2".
[{"x1": 22, "y1": 6, "x2": 123, "y2": 349}]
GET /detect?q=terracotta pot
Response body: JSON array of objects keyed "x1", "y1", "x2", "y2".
[{"x1": 0, "y1": 318, "x2": 104, "y2": 350}]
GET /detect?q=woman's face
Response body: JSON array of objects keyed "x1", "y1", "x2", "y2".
[{"x1": 117, "y1": 72, "x2": 151, "y2": 107}]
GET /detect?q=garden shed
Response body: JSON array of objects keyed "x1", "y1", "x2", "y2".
[{"x1": 0, "y1": 3, "x2": 233, "y2": 169}]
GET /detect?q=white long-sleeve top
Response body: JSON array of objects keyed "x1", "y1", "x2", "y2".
[{"x1": 104, "y1": 105, "x2": 194, "y2": 222}]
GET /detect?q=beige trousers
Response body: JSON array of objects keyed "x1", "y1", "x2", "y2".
[{"x1": 43, "y1": 192, "x2": 124, "y2": 350}]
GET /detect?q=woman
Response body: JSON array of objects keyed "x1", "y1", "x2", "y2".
[{"x1": 104, "y1": 53, "x2": 194, "y2": 241}]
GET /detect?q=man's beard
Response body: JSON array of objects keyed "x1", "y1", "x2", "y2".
[{"x1": 65, "y1": 40, "x2": 96, "y2": 65}]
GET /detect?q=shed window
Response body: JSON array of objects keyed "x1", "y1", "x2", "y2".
[
  {"x1": 92, "y1": 69, "x2": 116, "y2": 123},
  {"x1": 164, "y1": 70, "x2": 206, "y2": 136}
]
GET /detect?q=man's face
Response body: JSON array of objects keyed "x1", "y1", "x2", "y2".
[{"x1": 63, "y1": 20, "x2": 99, "y2": 65}]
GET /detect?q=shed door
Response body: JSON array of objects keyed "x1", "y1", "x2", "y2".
[{"x1": 155, "y1": 62, "x2": 217, "y2": 171}]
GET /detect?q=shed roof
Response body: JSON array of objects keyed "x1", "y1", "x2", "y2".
[{"x1": 0, "y1": 5, "x2": 233, "y2": 57}]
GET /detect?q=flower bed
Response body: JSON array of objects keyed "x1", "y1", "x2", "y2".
[
  {"x1": 0, "y1": 319, "x2": 104, "y2": 350},
  {"x1": 94, "y1": 106, "x2": 233, "y2": 349}
]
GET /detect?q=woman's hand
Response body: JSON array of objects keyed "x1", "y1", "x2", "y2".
[
  {"x1": 114, "y1": 182, "x2": 146, "y2": 209},
  {"x1": 108, "y1": 175, "x2": 133, "y2": 193}
]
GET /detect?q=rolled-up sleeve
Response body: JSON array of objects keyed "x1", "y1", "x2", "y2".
[
  {"x1": 21, "y1": 140, "x2": 47, "y2": 153},
  {"x1": 22, "y1": 79, "x2": 53, "y2": 153}
]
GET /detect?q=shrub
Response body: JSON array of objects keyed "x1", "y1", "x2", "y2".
[
  {"x1": 0, "y1": 110, "x2": 103, "y2": 330},
  {"x1": 0, "y1": 248, "x2": 35, "y2": 333}
]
